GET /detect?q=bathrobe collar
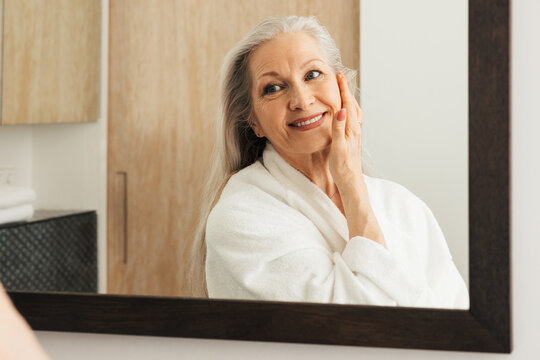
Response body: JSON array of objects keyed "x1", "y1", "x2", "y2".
[{"x1": 261, "y1": 142, "x2": 349, "y2": 251}]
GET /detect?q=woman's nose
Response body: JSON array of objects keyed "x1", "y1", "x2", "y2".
[{"x1": 288, "y1": 85, "x2": 315, "y2": 111}]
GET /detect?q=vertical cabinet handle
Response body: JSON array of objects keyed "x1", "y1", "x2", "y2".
[{"x1": 116, "y1": 171, "x2": 128, "y2": 264}]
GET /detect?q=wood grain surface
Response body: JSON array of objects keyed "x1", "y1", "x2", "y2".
[{"x1": 1, "y1": 0, "x2": 100, "y2": 125}]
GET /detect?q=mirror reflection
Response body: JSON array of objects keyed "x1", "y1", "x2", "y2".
[{"x1": 0, "y1": 0, "x2": 468, "y2": 309}]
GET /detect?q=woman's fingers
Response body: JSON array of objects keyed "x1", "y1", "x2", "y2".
[
  {"x1": 337, "y1": 72, "x2": 348, "y2": 105},
  {"x1": 330, "y1": 74, "x2": 364, "y2": 187},
  {"x1": 337, "y1": 72, "x2": 360, "y2": 135},
  {"x1": 332, "y1": 108, "x2": 347, "y2": 148}
]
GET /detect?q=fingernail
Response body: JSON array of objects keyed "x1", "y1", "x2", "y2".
[{"x1": 338, "y1": 109, "x2": 346, "y2": 121}]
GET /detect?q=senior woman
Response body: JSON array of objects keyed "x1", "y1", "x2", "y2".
[{"x1": 190, "y1": 16, "x2": 469, "y2": 309}]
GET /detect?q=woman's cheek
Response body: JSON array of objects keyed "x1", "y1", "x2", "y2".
[
  {"x1": 323, "y1": 79, "x2": 341, "y2": 108},
  {"x1": 257, "y1": 101, "x2": 275, "y2": 118}
]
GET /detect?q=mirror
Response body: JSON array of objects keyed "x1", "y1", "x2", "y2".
[
  {"x1": 2, "y1": 0, "x2": 511, "y2": 353},
  {"x1": 1, "y1": 0, "x2": 468, "y2": 306},
  {"x1": 106, "y1": 0, "x2": 469, "y2": 308}
]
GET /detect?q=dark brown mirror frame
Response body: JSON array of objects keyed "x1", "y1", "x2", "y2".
[{"x1": 7, "y1": 0, "x2": 510, "y2": 353}]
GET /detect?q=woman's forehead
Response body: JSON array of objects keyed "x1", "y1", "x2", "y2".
[{"x1": 249, "y1": 33, "x2": 327, "y2": 79}]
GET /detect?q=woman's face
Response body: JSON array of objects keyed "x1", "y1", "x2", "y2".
[{"x1": 249, "y1": 32, "x2": 341, "y2": 159}]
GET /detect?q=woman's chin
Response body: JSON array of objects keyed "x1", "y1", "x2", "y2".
[
  {"x1": 269, "y1": 131, "x2": 332, "y2": 157},
  {"x1": 295, "y1": 136, "x2": 333, "y2": 155}
]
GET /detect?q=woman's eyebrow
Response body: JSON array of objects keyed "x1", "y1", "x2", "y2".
[{"x1": 258, "y1": 71, "x2": 280, "y2": 79}]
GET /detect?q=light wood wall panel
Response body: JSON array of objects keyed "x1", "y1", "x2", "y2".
[
  {"x1": 108, "y1": 0, "x2": 359, "y2": 296},
  {"x1": 0, "y1": 1, "x2": 3, "y2": 98},
  {"x1": 1, "y1": 0, "x2": 100, "y2": 125}
]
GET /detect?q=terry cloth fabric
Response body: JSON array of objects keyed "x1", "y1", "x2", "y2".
[
  {"x1": 0, "y1": 204, "x2": 34, "y2": 225},
  {"x1": 0, "y1": 185, "x2": 36, "y2": 210},
  {"x1": 205, "y1": 143, "x2": 469, "y2": 309}
]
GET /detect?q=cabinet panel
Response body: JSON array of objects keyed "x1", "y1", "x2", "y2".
[
  {"x1": 108, "y1": 0, "x2": 359, "y2": 296},
  {"x1": 1, "y1": 0, "x2": 101, "y2": 125}
]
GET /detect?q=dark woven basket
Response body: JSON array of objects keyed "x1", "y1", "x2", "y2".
[{"x1": 0, "y1": 210, "x2": 97, "y2": 293}]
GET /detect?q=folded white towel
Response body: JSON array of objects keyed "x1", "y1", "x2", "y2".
[
  {"x1": 0, "y1": 204, "x2": 34, "y2": 225},
  {"x1": 0, "y1": 185, "x2": 36, "y2": 210}
]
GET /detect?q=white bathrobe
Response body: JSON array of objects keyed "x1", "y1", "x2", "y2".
[{"x1": 205, "y1": 143, "x2": 469, "y2": 309}]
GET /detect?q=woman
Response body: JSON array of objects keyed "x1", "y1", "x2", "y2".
[{"x1": 190, "y1": 16, "x2": 469, "y2": 308}]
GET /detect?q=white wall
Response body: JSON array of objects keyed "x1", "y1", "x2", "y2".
[
  {"x1": 32, "y1": 123, "x2": 101, "y2": 210},
  {"x1": 361, "y1": 0, "x2": 469, "y2": 285},
  {"x1": 0, "y1": 126, "x2": 33, "y2": 186},
  {"x1": 33, "y1": 0, "x2": 540, "y2": 359},
  {"x1": 0, "y1": 122, "x2": 103, "y2": 211}
]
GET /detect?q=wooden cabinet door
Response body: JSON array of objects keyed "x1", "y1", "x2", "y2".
[
  {"x1": 108, "y1": 0, "x2": 359, "y2": 297},
  {"x1": 1, "y1": 0, "x2": 100, "y2": 125}
]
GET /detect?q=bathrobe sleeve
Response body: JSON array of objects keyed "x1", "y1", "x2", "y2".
[
  {"x1": 340, "y1": 213, "x2": 469, "y2": 308},
  {"x1": 363, "y1": 178, "x2": 469, "y2": 309},
  {"x1": 205, "y1": 183, "x2": 468, "y2": 308}
]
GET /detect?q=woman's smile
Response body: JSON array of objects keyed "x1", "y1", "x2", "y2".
[{"x1": 289, "y1": 111, "x2": 328, "y2": 131}]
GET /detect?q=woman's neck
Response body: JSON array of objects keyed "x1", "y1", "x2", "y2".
[{"x1": 274, "y1": 146, "x2": 338, "y2": 198}]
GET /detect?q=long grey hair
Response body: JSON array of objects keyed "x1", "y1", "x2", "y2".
[{"x1": 188, "y1": 15, "x2": 358, "y2": 297}]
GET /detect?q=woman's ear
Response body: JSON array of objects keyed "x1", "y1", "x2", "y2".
[
  {"x1": 253, "y1": 127, "x2": 264, "y2": 138},
  {"x1": 249, "y1": 118, "x2": 264, "y2": 138}
]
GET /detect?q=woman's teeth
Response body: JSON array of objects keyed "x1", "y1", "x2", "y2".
[{"x1": 292, "y1": 113, "x2": 324, "y2": 127}]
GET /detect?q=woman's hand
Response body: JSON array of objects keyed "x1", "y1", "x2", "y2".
[
  {"x1": 329, "y1": 72, "x2": 386, "y2": 248},
  {"x1": 328, "y1": 72, "x2": 364, "y2": 189}
]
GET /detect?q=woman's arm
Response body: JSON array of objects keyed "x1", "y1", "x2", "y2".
[
  {"x1": 0, "y1": 283, "x2": 50, "y2": 360},
  {"x1": 329, "y1": 73, "x2": 386, "y2": 248},
  {"x1": 326, "y1": 73, "x2": 468, "y2": 308}
]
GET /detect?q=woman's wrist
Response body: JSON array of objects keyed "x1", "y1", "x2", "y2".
[
  {"x1": 335, "y1": 172, "x2": 367, "y2": 199},
  {"x1": 339, "y1": 178, "x2": 371, "y2": 220},
  {"x1": 337, "y1": 175, "x2": 387, "y2": 248}
]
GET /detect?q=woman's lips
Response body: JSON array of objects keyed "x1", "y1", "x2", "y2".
[{"x1": 289, "y1": 112, "x2": 327, "y2": 131}]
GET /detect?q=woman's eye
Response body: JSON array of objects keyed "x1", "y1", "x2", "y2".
[
  {"x1": 306, "y1": 70, "x2": 322, "y2": 80},
  {"x1": 263, "y1": 84, "x2": 282, "y2": 95}
]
